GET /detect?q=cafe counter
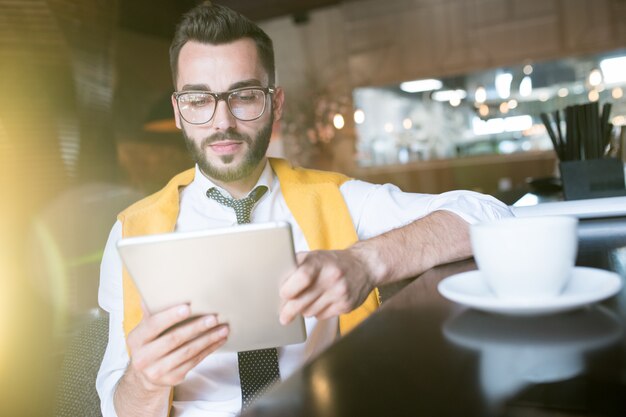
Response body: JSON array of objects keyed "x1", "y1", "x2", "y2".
[{"x1": 350, "y1": 150, "x2": 556, "y2": 195}]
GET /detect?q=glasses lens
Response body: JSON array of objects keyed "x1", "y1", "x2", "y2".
[
  {"x1": 177, "y1": 92, "x2": 216, "y2": 124},
  {"x1": 228, "y1": 89, "x2": 266, "y2": 121}
]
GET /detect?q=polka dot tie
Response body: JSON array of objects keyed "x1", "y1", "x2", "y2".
[{"x1": 206, "y1": 185, "x2": 281, "y2": 410}]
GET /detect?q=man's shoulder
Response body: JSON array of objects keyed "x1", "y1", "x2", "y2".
[{"x1": 270, "y1": 158, "x2": 352, "y2": 186}]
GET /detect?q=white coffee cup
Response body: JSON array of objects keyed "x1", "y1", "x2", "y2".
[{"x1": 470, "y1": 216, "x2": 579, "y2": 301}]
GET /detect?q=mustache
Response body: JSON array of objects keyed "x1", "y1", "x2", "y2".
[{"x1": 202, "y1": 130, "x2": 252, "y2": 146}]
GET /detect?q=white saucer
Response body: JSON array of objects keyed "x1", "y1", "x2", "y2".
[{"x1": 437, "y1": 267, "x2": 622, "y2": 315}]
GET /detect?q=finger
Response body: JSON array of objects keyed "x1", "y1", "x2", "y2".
[
  {"x1": 280, "y1": 259, "x2": 319, "y2": 300},
  {"x1": 310, "y1": 303, "x2": 335, "y2": 321},
  {"x1": 301, "y1": 274, "x2": 353, "y2": 316},
  {"x1": 279, "y1": 301, "x2": 297, "y2": 325},
  {"x1": 132, "y1": 304, "x2": 192, "y2": 345},
  {"x1": 301, "y1": 291, "x2": 336, "y2": 318},
  {"x1": 132, "y1": 314, "x2": 218, "y2": 370},
  {"x1": 304, "y1": 284, "x2": 356, "y2": 321},
  {"x1": 166, "y1": 324, "x2": 229, "y2": 370},
  {"x1": 141, "y1": 324, "x2": 229, "y2": 386},
  {"x1": 280, "y1": 285, "x2": 323, "y2": 324},
  {"x1": 281, "y1": 281, "x2": 352, "y2": 325},
  {"x1": 157, "y1": 331, "x2": 229, "y2": 386}
]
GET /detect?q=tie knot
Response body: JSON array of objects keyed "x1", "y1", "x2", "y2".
[{"x1": 206, "y1": 186, "x2": 268, "y2": 224}]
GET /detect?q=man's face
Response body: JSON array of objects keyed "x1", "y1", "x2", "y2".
[{"x1": 172, "y1": 38, "x2": 283, "y2": 183}]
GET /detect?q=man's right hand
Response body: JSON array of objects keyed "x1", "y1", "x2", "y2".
[{"x1": 114, "y1": 304, "x2": 229, "y2": 417}]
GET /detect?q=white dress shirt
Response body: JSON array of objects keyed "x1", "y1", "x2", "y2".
[{"x1": 97, "y1": 162, "x2": 512, "y2": 417}]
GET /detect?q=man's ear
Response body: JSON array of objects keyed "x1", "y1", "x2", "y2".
[
  {"x1": 171, "y1": 94, "x2": 182, "y2": 129},
  {"x1": 272, "y1": 87, "x2": 285, "y2": 121}
]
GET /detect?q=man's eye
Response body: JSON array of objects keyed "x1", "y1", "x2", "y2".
[
  {"x1": 183, "y1": 95, "x2": 211, "y2": 107},
  {"x1": 235, "y1": 91, "x2": 261, "y2": 101}
]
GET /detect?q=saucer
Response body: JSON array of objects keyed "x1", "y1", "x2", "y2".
[{"x1": 437, "y1": 267, "x2": 622, "y2": 315}]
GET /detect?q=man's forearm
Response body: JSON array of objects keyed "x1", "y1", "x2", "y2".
[
  {"x1": 113, "y1": 367, "x2": 171, "y2": 417},
  {"x1": 350, "y1": 210, "x2": 472, "y2": 286}
]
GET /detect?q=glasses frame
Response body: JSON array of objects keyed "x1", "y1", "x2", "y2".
[{"x1": 172, "y1": 86, "x2": 276, "y2": 124}]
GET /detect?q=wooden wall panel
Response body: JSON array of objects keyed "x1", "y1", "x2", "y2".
[
  {"x1": 343, "y1": 3, "x2": 407, "y2": 86},
  {"x1": 336, "y1": 0, "x2": 625, "y2": 87},
  {"x1": 471, "y1": 18, "x2": 561, "y2": 65},
  {"x1": 266, "y1": 0, "x2": 624, "y2": 97},
  {"x1": 613, "y1": 0, "x2": 626, "y2": 42},
  {"x1": 561, "y1": 0, "x2": 616, "y2": 53}
]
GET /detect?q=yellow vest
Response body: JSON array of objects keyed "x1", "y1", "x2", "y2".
[
  {"x1": 117, "y1": 158, "x2": 380, "y2": 411},
  {"x1": 118, "y1": 158, "x2": 380, "y2": 408}
]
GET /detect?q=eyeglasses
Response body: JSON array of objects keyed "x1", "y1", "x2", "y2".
[{"x1": 172, "y1": 86, "x2": 275, "y2": 124}]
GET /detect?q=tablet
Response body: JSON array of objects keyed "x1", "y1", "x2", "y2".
[{"x1": 116, "y1": 221, "x2": 306, "y2": 352}]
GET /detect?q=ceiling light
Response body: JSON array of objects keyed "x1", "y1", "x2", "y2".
[
  {"x1": 478, "y1": 104, "x2": 489, "y2": 117},
  {"x1": 523, "y1": 64, "x2": 533, "y2": 75},
  {"x1": 399, "y1": 79, "x2": 443, "y2": 93},
  {"x1": 333, "y1": 113, "x2": 345, "y2": 130},
  {"x1": 600, "y1": 56, "x2": 626, "y2": 84},
  {"x1": 474, "y1": 86, "x2": 487, "y2": 103},
  {"x1": 402, "y1": 118, "x2": 413, "y2": 129},
  {"x1": 432, "y1": 89, "x2": 467, "y2": 102},
  {"x1": 472, "y1": 115, "x2": 533, "y2": 136},
  {"x1": 353, "y1": 109, "x2": 365, "y2": 124},
  {"x1": 588, "y1": 89, "x2": 600, "y2": 102},
  {"x1": 613, "y1": 87, "x2": 624, "y2": 100},
  {"x1": 519, "y1": 76, "x2": 532, "y2": 97},
  {"x1": 612, "y1": 115, "x2": 625, "y2": 126},
  {"x1": 557, "y1": 88, "x2": 569, "y2": 98},
  {"x1": 495, "y1": 73, "x2": 513, "y2": 99},
  {"x1": 588, "y1": 69, "x2": 603, "y2": 87},
  {"x1": 507, "y1": 99, "x2": 518, "y2": 109}
]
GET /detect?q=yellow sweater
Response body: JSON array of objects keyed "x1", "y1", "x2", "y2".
[
  {"x1": 119, "y1": 158, "x2": 380, "y2": 336},
  {"x1": 117, "y1": 158, "x2": 380, "y2": 412}
]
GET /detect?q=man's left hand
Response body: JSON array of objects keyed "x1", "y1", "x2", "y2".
[{"x1": 279, "y1": 249, "x2": 377, "y2": 324}]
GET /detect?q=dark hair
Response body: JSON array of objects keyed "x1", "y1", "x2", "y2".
[{"x1": 169, "y1": 1, "x2": 275, "y2": 87}]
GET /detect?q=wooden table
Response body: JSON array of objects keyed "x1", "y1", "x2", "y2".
[{"x1": 243, "y1": 234, "x2": 626, "y2": 417}]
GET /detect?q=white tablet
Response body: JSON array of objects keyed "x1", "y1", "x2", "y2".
[{"x1": 116, "y1": 221, "x2": 306, "y2": 352}]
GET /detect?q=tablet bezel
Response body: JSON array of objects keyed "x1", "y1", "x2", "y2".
[{"x1": 116, "y1": 221, "x2": 306, "y2": 352}]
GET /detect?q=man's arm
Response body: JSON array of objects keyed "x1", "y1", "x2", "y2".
[{"x1": 279, "y1": 210, "x2": 470, "y2": 323}]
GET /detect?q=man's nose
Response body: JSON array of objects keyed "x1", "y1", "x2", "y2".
[{"x1": 212, "y1": 100, "x2": 236, "y2": 130}]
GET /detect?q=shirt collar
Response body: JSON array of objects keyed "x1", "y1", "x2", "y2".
[{"x1": 191, "y1": 160, "x2": 275, "y2": 199}]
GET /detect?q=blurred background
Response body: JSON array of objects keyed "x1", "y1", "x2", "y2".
[{"x1": 1, "y1": 0, "x2": 625, "y2": 414}]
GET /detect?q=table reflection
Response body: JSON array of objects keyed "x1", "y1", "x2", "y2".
[
  {"x1": 443, "y1": 306, "x2": 622, "y2": 409},
  {"x1": 244, "y1": 241, "x2": 626, "y2": 417}
]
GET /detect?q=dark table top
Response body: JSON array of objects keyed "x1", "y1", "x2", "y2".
[{"x1": 244, "y1": 234, "x2": 626, "y2": 417}]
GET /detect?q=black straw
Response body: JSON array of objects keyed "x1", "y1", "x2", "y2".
[{"x1": 555, "y1": 101, "x2": 613, "y2": 161}]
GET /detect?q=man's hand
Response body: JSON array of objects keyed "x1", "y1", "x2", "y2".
[
  {"x1": 114, "y1": 304, "x2": 229, "y2": 416},
  {"x1": 279, "y1": 248, "x2": 378, "y2": 324},
  {"x1": 278, "y1": 211, "x2": 472, "y2": 325}
]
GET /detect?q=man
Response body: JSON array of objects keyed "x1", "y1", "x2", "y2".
[{"x1": 97, "y1": 2, "x2": 512, "y2": 416}]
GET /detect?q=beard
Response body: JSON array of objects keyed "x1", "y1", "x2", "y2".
[{"x1": 182, "y1": 116, "x2": 273, "y2": 183}]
